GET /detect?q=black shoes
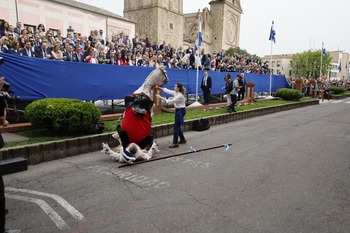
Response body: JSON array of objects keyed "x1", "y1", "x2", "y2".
[
  {"x1": 5, "y1": 208, "x2": 9, "y2": 215},
  {"x1": 226, "y1": 107, "x2": 236, "y2": 113}
]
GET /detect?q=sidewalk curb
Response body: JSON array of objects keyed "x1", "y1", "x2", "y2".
[{"x1": 0, "y1": 100, "x2": 319, "y2": 165}]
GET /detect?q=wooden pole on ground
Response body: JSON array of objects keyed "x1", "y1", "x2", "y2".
[{"x1": 118, "y1": 143, "x2": 232, "y2": 168}]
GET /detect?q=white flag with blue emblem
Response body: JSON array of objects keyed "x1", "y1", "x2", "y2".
[{"x1": 195, "y1": 15, "x2": 202, "y2": 51}]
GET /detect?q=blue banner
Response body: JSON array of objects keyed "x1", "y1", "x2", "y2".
[{"x1": 0, "y1": 53, "x2": 289, "y2": 101}]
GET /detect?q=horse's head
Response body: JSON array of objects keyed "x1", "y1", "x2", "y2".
[
  {"x1": 155, "y1": 63, "x2": 169, "y2": 86},
  {"x1": 134, "y1": 64, "x2": 169, "y2": 97}
]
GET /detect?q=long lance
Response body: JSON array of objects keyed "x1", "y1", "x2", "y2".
[{"x1": 118, "y1": 143, "x2": 231, "y2": 168}]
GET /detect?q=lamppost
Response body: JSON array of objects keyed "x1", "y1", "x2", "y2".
[{"x1": 66, "y1": 26, "x2": 74, "y2": 36}]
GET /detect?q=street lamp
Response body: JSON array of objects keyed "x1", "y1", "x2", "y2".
[{"x1": 66, "y1": 26, "x2": 74, "y2": 36}]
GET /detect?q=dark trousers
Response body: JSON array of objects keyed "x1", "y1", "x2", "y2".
[
  {"x1": 238, "y1": 89, "x2": 245, "y2": 101},
  {"x1": 229, "y1": 94, "x2": 237, "y2": 110},
  {"x1": 173, "y1": 108, "x2": 186, "y2": 144},
  {"x1": 202, "y1": 88, "x2": 210, "y2": 105},
  {"x1": 0, "y1": 175, "x2": 5, "y2": 233},
  {"x1": 117, "y1": 125, "x2": 153, "y2": 149},
  {"x1": 0, "y1": 134, "x2": 4, "y2": 150}
]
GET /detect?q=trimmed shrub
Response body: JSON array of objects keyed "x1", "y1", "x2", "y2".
[
  {"x1": 275, "y1": 88, "x2": 303, "y2": 100},
  {"x1": 24, "y1": 98, "x2": 101, "y2": 134},
  {"x1": 328, "y1": 86, "x2": 346, "y2": 94}
]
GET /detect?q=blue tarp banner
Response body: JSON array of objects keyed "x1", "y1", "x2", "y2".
[{"x1": 0, "y1": 53, "x2": 289, "y2": 100}]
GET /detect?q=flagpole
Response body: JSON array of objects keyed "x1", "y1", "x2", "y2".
[
  {"x1": 269, "y1": 39, "x2": 273, "y2": 96},
  {"x1": 320, "y1": 42, "x2": 323, "y2": 80},
  {"x1": 190, "y1": 12, "x2": 202, "y2": 107},
  {"x1": 266, "y1": 21, "x2": 274, "y2": 99},
  {"x1": 315, "y1": 42, "x2": 324, "y2": 99}
]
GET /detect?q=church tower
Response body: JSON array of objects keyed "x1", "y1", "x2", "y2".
[
  {"x1": 209, "y1": 0, "x2": 243, "y2": 53},
  {"x1": 124, "y1": 0, "x2": 184, "y2": 48}
]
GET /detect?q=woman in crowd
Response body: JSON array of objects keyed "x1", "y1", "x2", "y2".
[
  {"x1": 37, "y1": 24, "x2": 46, "y2": 39},
  {"x1": 84, "y1": 47, "x2": 98, "y2": 64},
  {"x1": 97, "y1": 50, "x2": 109, "y2": 64},
  {"x1": 0, "y1": 36, "x2": 10, "y2": 53},
  {"x1": 156, "y1": 82, "x2": 187, "y2": 148},
  {"x1": 51, "y1": 44, "x2": 65, "y2": 61},
  {"x1": 0, "y1": 21, "x2": 9, "y2": 37},
  {"x1": 8, "y1": 40, "x2": 21, "y2": 55},
  {"x1": 128, "y1": 54, "x2": 136, "y2": 66},
  {"x1": 115, "y1": 52, "x2": 122, "y2": 65},
  {"x1": 121, "y1": 53, "x2": 129, "y2": 66},
  {"x1": 149, "y1": 55, "x2": 157, "y2": 67}
]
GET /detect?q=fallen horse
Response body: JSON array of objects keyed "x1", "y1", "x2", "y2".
[{"x1": 101, "y1": 64, "x2": 169, "y2": 163}]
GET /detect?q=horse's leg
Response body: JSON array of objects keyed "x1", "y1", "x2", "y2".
[
  {"x1": 146, "y1": 141, "x2": 159, "y2": 159},
  {"x1": 136, "y1": 141, "x2": 159, "y2": 160},
  {"x1": 101, "y1": 143, "x2": 123, "y2": 162}
]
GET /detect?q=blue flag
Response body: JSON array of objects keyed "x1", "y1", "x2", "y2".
[
  {"x1": 269, "y1": 20, "x2": 276, "y2": 43},
  {"x1": 338, "y1": 61, "x2": 342, "y2": 71},
  {"x1": 322, "y1": 48, "x2": 327, "y2": 56},
  {"x1": 195, "y1": 16, "x2": 202, "y2": 51}
]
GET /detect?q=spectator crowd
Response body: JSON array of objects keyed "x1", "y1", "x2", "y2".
[
  {"x1": 287, "y1": 77, "x2": 350, "y2": 97},
  {"x1": 0, "y1": 19, "x2": 271, "y2": 74}
]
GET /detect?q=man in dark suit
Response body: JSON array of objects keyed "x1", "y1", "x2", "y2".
[
  {"x1": 13, "y1": 22, "x2": 21, "y2": 36},
  {"x1": 132, "y1": 34, "x2": 140, "y2": 48},
  {"x1": 73, "y1": 46, "x2": 84, "y2": 62},
  {"x1": 200, "y1": 48, "x2": 207, "y2": 68},
  {"x1": 237, "y1": 73, "x2": 247, "y2": 101},
  {"x1": 63, "y1": 45, "x2": 77, "y2": 62},
  {"x1": 34, "y1": 42, "x2": 51, "y2": 59},
  {"x1": 189, "y1": 50, "x2": 195, "y2": 69},
  {"x1": 200, "y1": 71, "x2": 212, "y2": 105},
  {"x1": 20, "y1": 40, "x2": 35, "y2": 57},
  {"x1": 33, "y1": 34, "x2": 42, "y2": 50}
]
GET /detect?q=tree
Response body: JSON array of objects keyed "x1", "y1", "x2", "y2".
[
  {"x1": 290, "y1": 50, "x2": 332, "y2": 79},
  {"x1": 225, "y1": 47, "x2": 259, "y2": 59}
]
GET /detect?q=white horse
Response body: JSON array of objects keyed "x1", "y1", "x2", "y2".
[
  {"x1": 101, "y1": 141, "x2": 159, "y2": 164},
  {"x1": 102, "y1": 64, "x2": 168, "y2": 162}
]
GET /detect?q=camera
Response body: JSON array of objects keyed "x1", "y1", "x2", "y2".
[
  {"x1": 1, "y1": 81, "x2": 20, "y2": 104},
  {"x1": 0, "y1": 79, "x2": 21, "y2": 122},
  {"x1": 1, "y1": 81, "x2": 11, "y2": 93}
]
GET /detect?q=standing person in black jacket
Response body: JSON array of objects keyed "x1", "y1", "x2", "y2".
[
  {"x1": 238, "y1": 73, "x2": 246, "y2": 101},
  {"x1": 200, "y1": 71, "x2": 212, "y2": 106},
  {"x1": 224, "y1": 73, "x2": 233, "y2": 108}
]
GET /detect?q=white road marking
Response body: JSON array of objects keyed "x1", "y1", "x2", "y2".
[
  {"x1": 5, "y1": 194, "x2": 70, "y2": 230},
  {"x1": 332, "y1": 100, "x2": 344, "y2": 103},
  {"x1": 345, "y1": 101, "x2": 350, "y2": 104},
  {"x1": 6, "y1": 187, "x2": 84, "y2": 221}
]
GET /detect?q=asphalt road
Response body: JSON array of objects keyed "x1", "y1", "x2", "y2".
[{"x1": 3, "y1": 98, "x2": 350, "y2": 233}]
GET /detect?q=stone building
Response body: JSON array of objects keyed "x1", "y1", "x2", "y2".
[{"x1": 124, "y1": 0, "x2": 243, "y2": 54}]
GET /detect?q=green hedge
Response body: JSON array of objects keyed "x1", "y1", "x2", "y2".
[
  {"x1": 275, "y1": 88, "x2": 303, "y2": 100},
  {"x1": 328, "y1": 86, "x2": 346, "y2": 94},
  {"x1": 24, "y1": 98, "x2": 101, "y2": 134}
]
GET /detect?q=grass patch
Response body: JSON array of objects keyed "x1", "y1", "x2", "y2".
[{"x1": 4, "y1": 98, "x2": 315, "y2": 148}]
